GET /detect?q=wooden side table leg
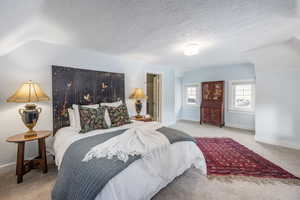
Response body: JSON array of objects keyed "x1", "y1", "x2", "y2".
[
  {"x1": 38, "y1": 138, "x2": 48, "y2": 173},
  {"x1": 16, "y1": 142, "x2": 25, "y2": 184}
]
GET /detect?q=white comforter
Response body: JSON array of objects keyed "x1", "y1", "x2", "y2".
[
  {"x1": 53, "y1": 121, "x2": 207, "y2": 200},
  {"x1": 82, "y1": 124, "x2": 170, "y2": 163}
]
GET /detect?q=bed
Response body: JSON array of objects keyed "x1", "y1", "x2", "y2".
[{"x1": 51, "y1": 66, "x2": 207, "y2": 200}]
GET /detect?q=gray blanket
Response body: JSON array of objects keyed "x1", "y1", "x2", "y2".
[{"x1": 52, "y1": 127, "x2": 195, "y2": 200}]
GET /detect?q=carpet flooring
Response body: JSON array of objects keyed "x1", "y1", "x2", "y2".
[{"x1": 0, "y1": 121, "x2": 300, "y2": 200}]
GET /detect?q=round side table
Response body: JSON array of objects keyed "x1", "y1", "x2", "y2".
[{"x1": 7, "y1": 130, "x2": 52, "y2": 183}]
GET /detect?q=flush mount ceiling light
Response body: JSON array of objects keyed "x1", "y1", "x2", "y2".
[{"x1": 183, "y1": 43, "x2": 200, "y2": 56}]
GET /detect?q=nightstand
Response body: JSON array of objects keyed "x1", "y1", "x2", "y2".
[
  {"x1": 132, "y1": 116, "x2": 153, "y2": 122},
  {"x1": 6, "y1": 130, "x2": 52, "y2": 183}
]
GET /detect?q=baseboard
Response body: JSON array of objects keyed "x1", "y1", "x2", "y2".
[
  {"x1": 179, "y1": 117, "x2": 199, "y2": 122},
  {"x1": 226, "y1": 123, "x2": 255, "y2": 131},
  {"x1": 0, "y1": 162, "x2": 15, "y2": 174},
  {"x1": 162, "y1": 120, "x2": 177, "y2": 126},
  {"x1": 0, "y1": 155, "x2": 41, "y2": 173},
  {"x1": 0, "y1": 162, "x2": 15, "y2": 169},
  {"x1": 255, "y1": 136, "x2": 300, "y2": 150},
  {"x1": 179, "y1": 119, "x2": 254, "y2": 131}
]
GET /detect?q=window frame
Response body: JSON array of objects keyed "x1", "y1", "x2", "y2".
[
  {"x1": 228, "y1": 80, "x2": 255, "y2": 113},
  {"x1": 184, "y1": 84, "x2": 199, "y2": 106}
]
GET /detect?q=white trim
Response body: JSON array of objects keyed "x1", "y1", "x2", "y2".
[
  {"x1": 228, "y1": 110, "x2": 255, "y2": 115},
  {"x1": 0, "y1": 162, "x2": 15, "y2": 169},
  {"x1": 145, "y1": 72, "x2": 163, "y2": 122},
  {"x1": 0, "y1": 155, "x2": 54, "y2": 173},
  {"x1": 228, "y1": 79, "x2": 255, "y2": 113},
  {"x1": 0, "y1": 162, "x2": 16, "y2": 175},
  {"x1": 255, "y1": 135, "x2": 300, "y2": 150},
  {"x1": 184, "y1": 103, "x2": 199, "y2": 107},
  {"x1": 161, "y1": 120, "x2": 177, "y2": 126},
  {"x1": 226, "y1": 123, "x2": 255, "y2": 131},
  {"x1": 184, "y1": 84, "x2": 200, "y2": 106},
  {"x1": 0, "y1": 155, "x2": 38, "y2": 171},
  {"x1": 228, "y1": 108, "x2": 255, "y2": 114},
  {"x1": 180, "y1": 117, "x2": 199, "y2": 122}
]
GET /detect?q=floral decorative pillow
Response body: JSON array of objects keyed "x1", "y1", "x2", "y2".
[
  {"x1": 79, "y1": 106, "x2": 108, "y2": 133},
  {"x1": 106, "y1": 104, "x2": 132, "y2": 127}
]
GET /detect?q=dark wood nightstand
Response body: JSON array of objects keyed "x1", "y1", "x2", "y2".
[{"x1": 6, "y1": 130, "x2": 52, "y2": 183}]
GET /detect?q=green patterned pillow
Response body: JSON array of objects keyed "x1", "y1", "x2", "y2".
[
  {"x1": 79, "y1": 106, "x2": 108, "y2": 133},
  {"x1": 106, "y1": 104, "x2": 132, "y2": 127}
]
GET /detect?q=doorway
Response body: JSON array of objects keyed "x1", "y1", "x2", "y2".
[{"x1": 146, "y1": 73, "x2": 162, "y2": 122}]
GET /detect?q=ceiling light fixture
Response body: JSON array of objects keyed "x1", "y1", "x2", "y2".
[{"x1": 183, "y1": 43, "x2": 200, "y2": 56}]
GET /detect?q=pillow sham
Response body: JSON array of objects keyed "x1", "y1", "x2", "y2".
[
  {"x1": 79, "y1": 106, "x2": 108, "y2": 133},
  {"x1": 106, "y1": 104, "x2": 131, "y2": 127},
  {"x1": 73, "y1": 104, "x2": 113, "y2": 128},
  {"x1": 100, "y1": 101, "x2": 123, "y2": 127}
]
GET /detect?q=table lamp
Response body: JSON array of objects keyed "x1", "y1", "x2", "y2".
[
  {"x1": 7, "y1": 80, "x2": 50, "y2": 138},
  {"x1": 129, "y1": 88, "x2": 147, "y2": 118}
]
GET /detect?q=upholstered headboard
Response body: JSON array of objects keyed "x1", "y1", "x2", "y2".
[{"x1": 52, "y1": 65, "x2": 125, "y2": 133}]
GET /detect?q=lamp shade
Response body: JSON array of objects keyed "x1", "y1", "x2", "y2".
[
  {"x1": 7, "y1": 80, "x2": 50, "y2": 103},
  {"x1": 129, "y1": 88, "x2": 147, "y2": 100}
]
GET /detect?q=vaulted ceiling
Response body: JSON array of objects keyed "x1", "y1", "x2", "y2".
[{"x1": 1, "y1": 0, "x2": 300, "y2": 71}]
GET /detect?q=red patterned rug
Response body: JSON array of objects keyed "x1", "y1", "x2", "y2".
[{"x1": 195, "y1": 137, "x2": 300, "y2": 183}]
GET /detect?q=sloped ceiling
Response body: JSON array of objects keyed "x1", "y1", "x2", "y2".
[{"x1": 1, "y1": 0, "x2": 300, "y2": 71}]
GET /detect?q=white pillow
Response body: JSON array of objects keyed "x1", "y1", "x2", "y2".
[
  {"x1": 68, "y1": 108, "x2": 76, "y2": 129},
  {"x1": 72, "y1": 104, "x2": 99, "y2": 131},
  {"x1": 104, "y1": 110, "x2": 111, "y2": 128},
  {"x1": 100, "y1": 101, "x2": 122, "y2": 107},
  {"x1": 72, "y1": 104, "x2": 112, "y2": 129}
]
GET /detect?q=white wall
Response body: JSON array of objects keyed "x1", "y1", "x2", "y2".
[
  {"x1": 180, "y1": 63, "x2": 256, "y2": 130},
  {"x1": 0, "y1": 40, "x2": 176, "y2": 168},
  {"x1": 247, "y1": 39, "x2": 300, "y2": 149}
]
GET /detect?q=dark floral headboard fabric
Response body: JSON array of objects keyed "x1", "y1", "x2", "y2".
[{"x1": 52, "y1": 65, "x2": 125, "y2": 134}]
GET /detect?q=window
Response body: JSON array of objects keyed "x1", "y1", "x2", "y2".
[
  {"x1": 185, "y1": 85, "x2": 198, "y2": 105},
  {"x1": 229, "y1": 80, "x2": 255, "y2": 112}
]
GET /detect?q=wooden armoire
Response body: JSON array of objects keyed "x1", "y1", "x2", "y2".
[{"x1": 200, "y1": 81, "x2": 225, "y2": 127}]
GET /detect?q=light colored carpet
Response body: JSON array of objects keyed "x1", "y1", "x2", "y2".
[{"x1": 0, "y1": 121, "x2": 299, "y2": 200}]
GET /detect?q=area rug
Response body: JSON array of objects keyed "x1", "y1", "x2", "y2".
[{"x1": 195, "y1": 137, "x2": 300, "y2": 184}]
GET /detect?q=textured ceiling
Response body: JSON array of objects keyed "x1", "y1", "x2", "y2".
[{"x1": 1, "y1": 0, "x2": 300, "y2": 71}]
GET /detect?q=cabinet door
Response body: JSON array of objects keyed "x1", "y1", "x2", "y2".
[
  {"x1": 212, "y1": 82, "x2": 223, "y2": 101},
  {"x1": 210, "y1": 108, "x2": 221, "y2": 125},
  {"x1": 201, "y1": 108, "x2": 211, "y2": 123},
  {"x1": 202, "y1": 83, "x2": 210, "y2": 101}
]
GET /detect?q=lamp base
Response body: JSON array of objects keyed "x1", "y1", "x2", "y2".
[
  {"x1": 19, "y1": 104, "x2": 42, "y2": 139},
  {"x1": 24, "y1": 131, "x2": 37, "y2": 139},
  {"x1": 135, "y1": 114, "x2": 143, "y2": 119},
  {"x1": 135, "y1": 100, "x2": 143, "y2": 118}
]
